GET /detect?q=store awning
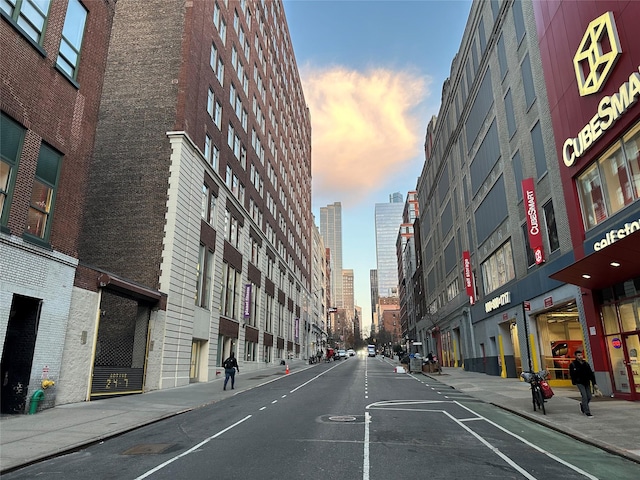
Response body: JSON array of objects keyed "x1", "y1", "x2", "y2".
[{"x1": 549, "y1": 230, "x2": 640, "y2": 290}]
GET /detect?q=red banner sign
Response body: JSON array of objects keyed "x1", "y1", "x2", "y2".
[
  {"x1": 462, "y1": 251, "x2": 475, "y2": 305},
  {"x1": 521, "y1": 178, "x2": 545, "y2": 264}
]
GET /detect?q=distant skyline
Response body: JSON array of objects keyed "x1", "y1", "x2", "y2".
[{"x1": 283, "y1": 0, "x2": 472, "y2": 332}]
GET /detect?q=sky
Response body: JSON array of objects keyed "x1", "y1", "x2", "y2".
[{"x1": 282, "y1": 0, "x2": 472, "y2": 334}]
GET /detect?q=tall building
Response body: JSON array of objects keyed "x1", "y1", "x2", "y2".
[
  {"x1": 397, "y1": 191, "x2": 419, "y2": 343},
  {"x1": 1, "y1": 0, "x2": 117, "y2": 413},
  {"x1": 374, "y1": 193, "x2": 404, "y2": 298},
  {"x1": 369, "y1": 269, "x2": 378, "y2": 329},
  {"x1": 42, "y1": 0, "x2": 311, "y2": 402},
  {"x1": 310, "y1": 220, "x2": 327, "y2": 358},
  {"x1": 413, "y1": 0, "x2": 579, "y2": 386},
  {"x1": 342, "y1": 268, "x2": 354, "y2": 323},
  {"x1": 537, "y1": 2, "x2": 640, "y2": 401},
  {"x1": 320, "y1": 202, "x2": 343, "y2": 308}
]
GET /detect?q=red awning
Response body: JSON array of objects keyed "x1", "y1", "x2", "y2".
[{"x1": 549, "y1": 230, "x2": 640, "y2": 290}]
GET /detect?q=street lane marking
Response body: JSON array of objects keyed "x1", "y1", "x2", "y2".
[
  {"x1": 442, "y1": 411, "x2": 537, "y2": 480},
  {"x1": 363, "y1": 411, "x2": 371, "y2": 480},
  {"x1": 281, "y1": 394, "x2": 287, "y2": 398},
  {"x1": 289, "y1": 361, "x2": 344, "y2": 393},
  {"x1": 454, "y1": 402, "x2": 599, "y2": 480},
  {"x1": 259, "y1": 406, "x2": 266, "y2": 411},
  {"x1": 271, "y1": 400, "x2": 278, "y2": 404},
  {"x1": 133, "y1": 415, "x2": 252, "y2": 480}
]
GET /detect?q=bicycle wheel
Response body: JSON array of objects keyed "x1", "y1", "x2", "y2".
[{"x1": 534, "y1": 387, "x2": 546, "y2": 415}]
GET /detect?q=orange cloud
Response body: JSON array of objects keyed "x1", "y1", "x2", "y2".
[{"x1": 300, "y1": 66, "x2": 430, "y2": 208}]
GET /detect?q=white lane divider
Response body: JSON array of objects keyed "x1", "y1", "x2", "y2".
[
  {"x1": 363, "y1": 411, "x2": 371, "y2": 480},
  {"x1": 454, "y1": 402, "x2": 599, "y2": 480},
  {"x1": 134, "y1": 415, "x2": 252, "y2": 480}
]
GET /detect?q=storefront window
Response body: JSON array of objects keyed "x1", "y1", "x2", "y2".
[
  {"x1": 577, "y1": 163, "x2": 607, "y2": 230},
  {"x1": 598, "y1": 142, "x2": 633, "y2": 212},
  {"x1": 620, "y1": 300, "x2": 640, "y2": 332},
  {"x1": 602, "y1": 304, "x2": 620, "y2": 335},
  {"x1": 536, "y1": 303, "x2": 584, "y2": 381},
  {"x1": 623, "y1": 123, "x2": 640, "y2": 198},
  {"x1": 578, "y1": 120, "x2": 640, "y2": 230}
]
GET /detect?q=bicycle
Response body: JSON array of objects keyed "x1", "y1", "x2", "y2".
[{"x1": 521, "y1": 370, "x2": 549, "y2": 415}]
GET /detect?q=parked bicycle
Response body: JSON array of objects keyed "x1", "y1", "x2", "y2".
[{"x1": 521, "y1": 370, "x2": 552, "y2": 415}]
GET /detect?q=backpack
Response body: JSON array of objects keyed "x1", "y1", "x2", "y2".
[
  {"x1": 223, "y1": 357, "x2": 235, "y2": 369},
  {"x1": 540, "y1": 380, "x2": 554, "y2": 399}
]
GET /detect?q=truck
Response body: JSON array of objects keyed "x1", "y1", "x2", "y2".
[{"x1": 367, "y1": 345, "x2": 376, "y2": 357}]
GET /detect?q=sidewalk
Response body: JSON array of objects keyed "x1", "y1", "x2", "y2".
[
  {"x1": 1, "y1": 362, "x2": 639, "y2": 473},
  {"x1": 0, "y1": 361, "x2": 305, "y2": 473},
  {"x1": 419, "y1": 366, "x2": 640, "y2": 464}
]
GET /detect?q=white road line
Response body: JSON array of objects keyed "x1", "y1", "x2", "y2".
[
  {"x1": 289, "y1": 362, "x2": 343, "y2": 393},
  {"x1": 259, "y1": 406, "x2": 266, "y2": 411},
  {"x1": 271, "y1": 400, "x2": 278, "y2": 404},
  {"x1": 281, "y1": 394, "x2": 287, "y2": 398},
  {"x1": 363, "y1": 411, "x2": 371, "y2": 480},
  {"x1": 454, "y1": 402, "x2": 599, "y2": 479},
  {"x1": 442, "y1": 410, "x2": 538, "y2": 480},
  {"x1": 133, "y1": 415, "x2": 252, "y2": 480}
]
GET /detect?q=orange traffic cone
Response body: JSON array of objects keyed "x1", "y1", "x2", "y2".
[{"x1": 285, "y1": 364, "x2": 290, "y2": 374}]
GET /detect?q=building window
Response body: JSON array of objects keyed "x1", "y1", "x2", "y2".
[
  {"x1": 244, "y1": 340, "x2": 257, "y2": 362},
  {"x1": 481, "y1": 240, "x2": 515, "y2": 295},
  {"x1": 543, "y1": 200, "x2": 560, "y2": 253},
  {"x1": 247, "y1": 282, "x2": 260, "y2": 328},
  {"x1": 56, "y1": 0, "x2": 87, "y2": 79},
  {"x1": 26, "y1": 143, "x2": 61, "y2": 240},
  {"x1": 210, "y1": 43, "x2": 224, "y2": 85},
  {"x1": 224, "y1": 209, "x2": 241, "y2": 248},
  {"x1": 522, "y1": 223, "x2": 536, "y2": 268},
  {"x1": 201, "y1": 184, "x2": 216, "y2": 225},
  {"x1": 521, "y1": 54, "x2": 536, "y2": 110},
  {"x1": 1, "y1": 0, "x2": 51, "y2": 45},
  {"x1": 221, "y1": 262, "x2": 241, "y2": 319},
  {"x1": 195, "y1": 244, "x2": 213, "y2": 309},
  {"x1": 204, "y1": 134, "x2": 212, "y2": 163},
  {"x1": 207, "y1": 88, "x2": 214, "y2": 117},
  {"x1": 577, "y1": 121, "x2": 640, "y2": 230},
  {"x1": 214, "y1": 100, "x2": 222, "y2": 128},
  {"x1": 250, "y1": 237, "x2": 260, "y2": 265},
  {"x1": 1, "y1": 113, "x2": 25, "y2": 225}
]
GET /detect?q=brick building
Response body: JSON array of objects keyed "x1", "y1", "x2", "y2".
[
  {"x1": 69, "y1": 0, "x2": 312, "y2": 396},
  {"x1": 1, "y1": 0, "x2": 117, "y2": 413}
]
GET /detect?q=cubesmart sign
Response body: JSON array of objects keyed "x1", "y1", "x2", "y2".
[
  {"x1": 462, "y1": 250, "x2": 475, "y2": 305},
  {"x1": 244, "y1": 284, "x2": 252, "y2": 319},
  {"x1": 522, "y1": 178, "x2": 545, "y2": 264}
]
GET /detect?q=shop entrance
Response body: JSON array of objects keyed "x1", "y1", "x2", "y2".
[{"x1": 623, "y1": 333, "x2": 640, "y2": 397}]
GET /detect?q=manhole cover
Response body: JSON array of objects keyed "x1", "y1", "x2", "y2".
[
  {"x1": 328, "y1": 415, "x2": 356, "y2": 422},
  {"x1": 122, "y1": 443, "x2": 174, "y2": 455}
]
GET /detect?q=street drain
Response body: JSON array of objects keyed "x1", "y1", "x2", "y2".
[
  {"x1": 122, "y1": 443, "x2": 174, "y2": 455},
  {"x1": 318, "y1": 414, "x2": 365, "y2": 424}
]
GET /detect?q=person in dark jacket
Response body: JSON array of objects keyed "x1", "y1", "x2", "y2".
[
  {"x1": 223, "y1": 352, "x2": 239, "y2": 390},
  {"x1": 569, "y1": 350, "x2": 597, "y2": 417}
]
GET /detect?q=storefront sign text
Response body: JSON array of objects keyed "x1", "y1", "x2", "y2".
[
  {"x1": 522, "y1": 178, "x2": 545, "y2": 264},
  {"x1": 563, "y1": 65, "x2": 640, "y2": 167},
  {"x1": 485, "y1": 291, "x2": 511, "y2": 313},
  {"x1": 462, "y1": 251, "x2": 475, "y2": 305},
  {"x1": 593, "y1": 218, "x2": 640, "y2": 251}
]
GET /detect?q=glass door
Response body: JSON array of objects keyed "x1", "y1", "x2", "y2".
[{"x1": 623, "y1": 333, "x2": 640, "y2": 398}]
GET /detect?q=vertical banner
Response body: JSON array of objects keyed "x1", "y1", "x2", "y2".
[
  {"x1": 462, "y1": 250, "x2": 475, "y2": 305},
  {"x1": 294, "y1": 317, "x2": 299, "y2": 341},
  {"x1": 521, "y1": 178, "x2": 545, "y2": 264},
  {"x1": 244, "y1": 283, "x2": 252, "y2": 319}
]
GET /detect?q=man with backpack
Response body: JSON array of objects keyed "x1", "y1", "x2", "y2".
[
  {"x1": 569, "y1": 350, "x2": 597, "y2": 417},
  {"x1": 223, "y1": 351, "x2": 239, "y2": 390}
]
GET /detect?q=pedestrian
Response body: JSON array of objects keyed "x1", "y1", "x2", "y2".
[
  {"x1": 223, "y1": 352, "x2": 239, "y2": 390},
  {"x1": 569, "y1": 350, "x2": 597, "y2": 417},
  {"x1": 427, "y1": 352, "x2": 434, "y2": 363}
]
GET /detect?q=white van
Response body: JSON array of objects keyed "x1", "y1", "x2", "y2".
[{"x1": 367, "y1": 345, "x2": 376, "y2": 357}]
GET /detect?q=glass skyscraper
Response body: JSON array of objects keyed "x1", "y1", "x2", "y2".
[
  {"x1": 375, "y1": 193, "x2": 404, "y2": 298},
  {"x1": 320, "y1": 202, "x2": 343, "y2": 308}
]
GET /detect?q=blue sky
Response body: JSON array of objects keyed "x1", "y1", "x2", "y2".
[{"x1": 282, "y1": 0, "x2": 472, "y2": 332}]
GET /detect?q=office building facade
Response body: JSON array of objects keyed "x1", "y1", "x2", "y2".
[
  {"x1": 375, "y1": 193, "x2": 404, "y2": 298},
  {"x1": 415, "y1": 0, "x2": 582, "y2": 386},
  {"x1": 320, "y1": 202, "x2": 344, "y2": 308}
]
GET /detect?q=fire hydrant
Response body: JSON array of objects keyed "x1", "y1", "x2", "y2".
[{"x1": 28, "y1": 379, "x2": 55, "y2": 414}]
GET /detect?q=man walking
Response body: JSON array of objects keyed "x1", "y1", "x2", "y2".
[
  {"x1": 569, "y1": 350, "x2": 597, "y2": 417},
  {"x1": 223, "y1": 352, "x2": 239, "y2": 390}
]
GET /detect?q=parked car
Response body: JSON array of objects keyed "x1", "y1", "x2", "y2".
[
  {"x1": 347, "y1": 349, "x2": 356, "y2": 357},
  {"x1": 337, "y1": 349, "x2": 348, "y2": 359}
]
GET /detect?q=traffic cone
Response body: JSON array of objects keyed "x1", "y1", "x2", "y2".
[{"x1": 285, "y1": 364, "x2": 290, "y2": 374}]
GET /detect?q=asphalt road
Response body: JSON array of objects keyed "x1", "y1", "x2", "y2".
[{"x1": 4, "y1": 355, "x2": 639, "y2": 479}]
